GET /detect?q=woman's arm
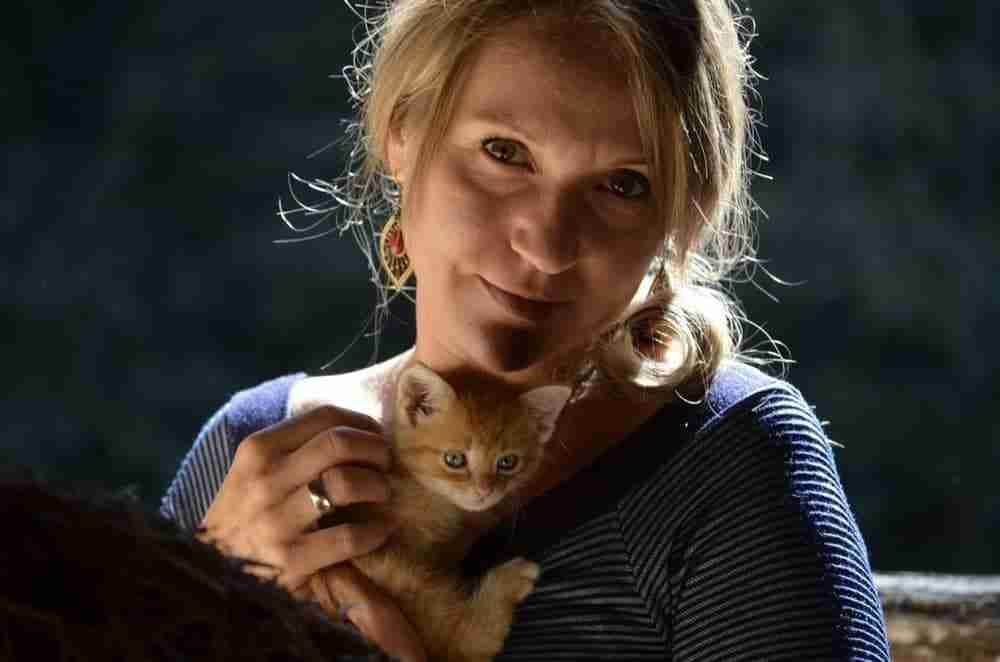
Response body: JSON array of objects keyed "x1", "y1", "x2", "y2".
[
  {"x1": 622, "y1": 383, "x2": 891, "y2": 661},
  {"x1": 159, "y1": 402, "x2": 233, "y2": 530},
  {"x1": 159, "y1": 373, "x2": 305, "y2": 529},
  {"x1": 158, "y1": 374, "x2": 427, "y2": 662}
]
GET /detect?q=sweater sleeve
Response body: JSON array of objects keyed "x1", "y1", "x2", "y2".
[
  {"x1": 158, "y1": 372, "x2": 306, "y2": 532},
  {"x1": 619, "y1": 381, "x2": 890, "y2": 661},
  {"x1": 158, "y1": 402, "x2": 235, "y2": 532},
  {"x1": 669, "y1": 384, "x2": 889, "y2": 661}
]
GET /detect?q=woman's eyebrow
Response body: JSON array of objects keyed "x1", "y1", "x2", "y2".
[
  {"x1": 464, "y1": 110, "x2": 648, "y2": 167},
  {"x1": 466, "y1": 110, "x2": 542, "y2": 143}
]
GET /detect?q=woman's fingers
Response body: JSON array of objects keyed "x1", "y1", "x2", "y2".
[
  {"x1": 312, "y1": 563, "x2": 428, "y2": 662},
  {"x1": 197, "y1": 403, "x2": 399, "y2": 603},
  {"x1": 277, "y1": 519, "x2": 397, "y2": 591},
  {"x1": 272, "y1": 425, "x2": 392, "y2": 501},
  {"x1": 269, "y1": 465, "x2": 392, "y2": 535},
  {"x1": 216, "y1": 412, "x2": 389, "y2": 527},
  {"x1": 240, "y1": 404, "x2": 382, "y2": 460}
]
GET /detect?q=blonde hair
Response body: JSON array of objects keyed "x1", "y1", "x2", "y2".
[{"x1": 284, "y1": 0, "x2": 783, "y2": 401}]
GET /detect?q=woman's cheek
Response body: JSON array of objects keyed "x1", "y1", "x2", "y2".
[{"x1": 444, "y1": 175, "x2": 510, "y2": 241}]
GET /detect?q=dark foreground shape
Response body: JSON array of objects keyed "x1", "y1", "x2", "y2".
[{"x1": 0, "y1": 478, "x2": 389, "y2": 662}]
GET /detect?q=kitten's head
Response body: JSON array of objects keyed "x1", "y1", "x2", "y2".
[{"x1": 391, "y1": 363, "x2": 572, "y2": 512}]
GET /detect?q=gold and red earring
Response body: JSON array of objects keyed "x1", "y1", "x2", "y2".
[{"x1": 379, "y1": 212, "x2": 413, "y2": 291}]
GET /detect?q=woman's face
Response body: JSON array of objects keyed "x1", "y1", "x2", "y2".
[{"x1": 388, "y1": 17, "x2": 665, "y2": 387}]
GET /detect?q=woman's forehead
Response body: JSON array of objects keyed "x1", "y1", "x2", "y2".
[
  {"x1": 449, "y1": 18, "x2": 643, "y2": 161},
  {"x1": 480, "y1": 14, "x2": 627, "y2": 75}
]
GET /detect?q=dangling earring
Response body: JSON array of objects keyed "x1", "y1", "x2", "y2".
[{"x1": 379, "y1": 211, "x2": 413, "y2": 291}]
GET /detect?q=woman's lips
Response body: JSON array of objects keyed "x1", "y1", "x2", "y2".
[{"x1": 480, "y1": 277, "x2": 564, "y2": 322}]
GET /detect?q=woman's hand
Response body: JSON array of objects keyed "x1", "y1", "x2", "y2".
[
  {"x1": 305, "y1": 562, "x2": 429, "y2": 662},
  {"x1": 197, "y1": 404, "x2": 427, "y2": 662}
]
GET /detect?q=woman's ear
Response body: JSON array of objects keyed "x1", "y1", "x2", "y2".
[{"x1": 386, "y1": 118, "x2": 411, "y2": 186}]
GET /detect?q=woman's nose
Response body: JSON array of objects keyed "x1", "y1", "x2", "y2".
[{"x1": 508, "y1": 194, "x2": 581, "y2": 275}]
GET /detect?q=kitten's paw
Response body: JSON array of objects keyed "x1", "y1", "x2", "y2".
[
  {"x1": 494, "y1": 557, "x2": 540, "y2": 603},
  {"x1": 456, "y1": 559, "x2": 540, "y2": 660}
]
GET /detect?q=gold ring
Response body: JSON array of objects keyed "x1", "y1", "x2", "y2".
[{"x1": 306, "y1": 478, "x2": 335, "y2": 515}]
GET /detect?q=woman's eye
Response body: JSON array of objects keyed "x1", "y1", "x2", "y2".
[
  {"x1": 483, "y1": 137, "x2": 648, "y2": 200},
  {"x1": 606, "y1": 171, "x2": 650, "y2": 199},
  {"x1": 443, "y1": 451, "x2": 467, "y2": 469},
  {"x1": 496, "y1": 454, "x2": 519, "y2": 473},
  {"x1": 482, "y1": 137, "x2": 529, "y2": 166}
]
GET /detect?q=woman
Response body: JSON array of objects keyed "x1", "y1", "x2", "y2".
[{"x1": 161, "y1": 1, "x2": 891, "y2": 660}]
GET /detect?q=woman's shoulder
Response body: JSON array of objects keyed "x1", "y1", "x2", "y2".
[
  {"x1": 221, "y1": 365, "x2": 382, "y2": 437},
  {"x1": 286, "y1": 349, "x2": 415, "y2": 424},
  {"x1": 286, "y1": 357, "x2": 407, "y2": 425},
  {"x1": 618, "y1": 363, "x2": 886, "y2": 660},
  {"x1": 620, "y1": 360, "x2": 847, "y2": 548},
  {"x1": 703, "y1": 358, "x2": 795, "y2": 410},
  {"x1": 686, "y1": 359, "x2": 812, "y2": 439},
  {"x1": 223, "y1": 372, "x2": 309, "y2": 444}
]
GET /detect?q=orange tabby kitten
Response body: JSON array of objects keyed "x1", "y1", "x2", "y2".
[{"x1": 308, "y1": 362, "x2": 572, "y2": 662}]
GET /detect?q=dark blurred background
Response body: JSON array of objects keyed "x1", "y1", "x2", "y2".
[{"x1": 4, "y1": 2, "x2": 997, "y2": 573}]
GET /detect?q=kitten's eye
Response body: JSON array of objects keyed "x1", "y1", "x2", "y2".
[
  {"x1": 496, "y1": 454, "x2": 519, "y2": 473},
  {"x1": 443, "y1": 451, "x2": 467, "y2": 469}
]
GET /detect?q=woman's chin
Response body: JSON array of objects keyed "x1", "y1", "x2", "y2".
[{"x1": 470, "y1": 326, "x2": 548, "y2": 372}]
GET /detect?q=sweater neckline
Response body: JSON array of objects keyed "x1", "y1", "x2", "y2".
[
  {"x1": 281, "y1": 360, "x2": 774, "y2": 571},
  {"x1": 461, "y1": 393, "x2": 694, "y2": 572}
]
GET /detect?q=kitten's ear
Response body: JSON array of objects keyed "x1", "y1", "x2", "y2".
[
  {"x1": 396, "y1": 362, "x2": 458, "y2": 428},
  {"x1": 518, "y1": 385, "x2": 572, "y2": 445}
]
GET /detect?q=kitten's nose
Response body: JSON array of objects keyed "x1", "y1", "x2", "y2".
[{"x1": 474, "y1": 482, "x2": 495, "y2": 498}]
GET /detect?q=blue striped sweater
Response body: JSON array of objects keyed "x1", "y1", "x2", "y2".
[{"x1": 160, "y1": 361, "x2": 890, "y2": 661}]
